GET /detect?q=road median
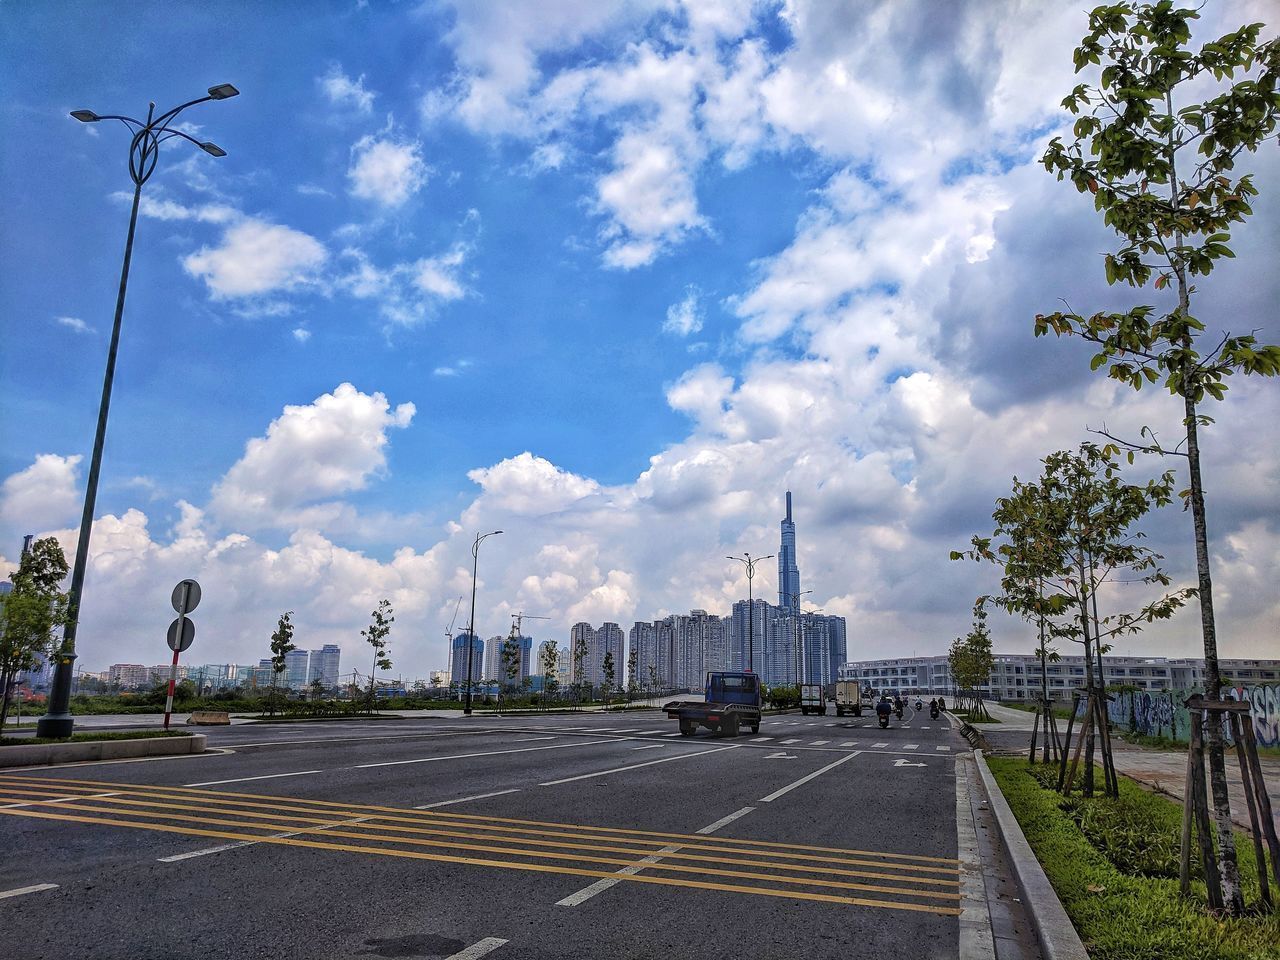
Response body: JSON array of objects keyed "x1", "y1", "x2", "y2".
[{"x1": 0, "y1": 732, "x2": 206, "y2": 767}]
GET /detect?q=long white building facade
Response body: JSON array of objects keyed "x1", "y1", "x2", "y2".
[{"x1": 839, "y1": 653, "x2": 1280, "y2": 701}]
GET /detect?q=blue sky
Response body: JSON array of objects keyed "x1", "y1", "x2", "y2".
[{"x1": 2, "y1": 1, "x2": 1277, "y2": 677}]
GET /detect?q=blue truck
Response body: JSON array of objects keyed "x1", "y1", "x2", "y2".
[{"x1": 664, "y1": 671, "x2": 762, "y2": 737}]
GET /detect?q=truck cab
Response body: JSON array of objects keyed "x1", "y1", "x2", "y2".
[{"x1": 664, "y1": 671, "x2": 762, "y2": 737}]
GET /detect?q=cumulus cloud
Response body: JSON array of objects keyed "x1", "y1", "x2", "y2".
[
  {"x1": 348, "y1": 136, "x2": 427, "y2": 208},
  {"x1": 663, "y1": 286, "x2": 703, "y2": 336},
  {"x1": 210, "y1": 383, "x2": 415, "y2": 529},
  {"x1": 54, "y1": 316, "x2": 92, "y2": 334},
  {"x1": 183, "y1": 219, "x2": 328, "y2": 299},
  {"x1": 0, "y1": 454, "x2": 82, "y2": 534},
  {"x1": 319, "y1": 66, "x2": 376, "y2": 113}
]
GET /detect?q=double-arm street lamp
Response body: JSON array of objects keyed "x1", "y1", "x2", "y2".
[
  {"x1": 788, "y1": 589, "x2": 814, "y2": 685},
  {"x1": 464, "y1": 530, "x2": 503, "y2": 716},
  {"x1": 727, "y1": 551, "x2": 773, "y2": 674},
  {"x1": 36, "y1": 85, "x2": 239, "y2": 739}
]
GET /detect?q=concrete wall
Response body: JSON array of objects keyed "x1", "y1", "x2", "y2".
[{"x1": 1101, "y1": 684, "x2": 1279, "y2": 748}]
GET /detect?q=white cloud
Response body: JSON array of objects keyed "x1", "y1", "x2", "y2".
[
  {"x1": 183, "y1": 219, "x2": 328, "y2": 299},
  {"x1": 319, "y1": 66, "x2": 376, "y2": 113},
  {"x1": 292, "y1": 328, "x2": 311, "y2": 343},
  {"x1": 663, "y1": 286, "x2": 703, "y2": 336},
  {"x1": 0, "y1": 454, "x2": 82, "y2": 533},
  {"x1": 126, "y1": 193, "x2": 238, "y2": 224},
  {"x1": 210, "y1": 383, "x2": 415, "y2": 529},
  {"x1": 54, "y1": 316, "x2": 92, "y2": 334},
  {"x1": 348, "y1": 136, "x2": 427, "y2": 208}
]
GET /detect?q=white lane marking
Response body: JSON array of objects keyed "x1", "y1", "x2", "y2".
[
  {"x1": 539, "y1": 744, "x2": 740, "y2": 786},
  {"x1": 186, "y1": 770, "x2": 321, "y2": 787},
  {"x1": 0, "y1": 789, "x2": 123, "y2": 809},
  {"x1": 0, "y1": 883, "x2": 58, "y2": 899},
  {"x1": 894, "y1": 759, "x2": 926, "y2": 767},
  {"x1": 414, "y1": 789, "x2": 521, "y2": 810},
  {"x1": 605, "y1": 728, "x2": 640, "y2": 733},
  {"x1": 937, "y1": 745, "x2": 952, "y2": 751},
  {"x1": 872, "y1": 742, "x2": 889, "y2": 748},
  {"x1": 662, "y1": 732, "x2": 682, "y2": 737},
  {"x1": 558, "y1": 805, "x2": 759, "y2": 907},
  {"x1": 752, "y1": 736, "x2": 774, "y2": 742},
  {"x1": 781, "y1": 738, "x2": 801, "y2": 744},
  {"x1": 228, "y1": 731, "x2": 477, "y2": 749},
  {"x1": 839, "y1": 741, "x2": 859, "y2": 747},
  {"x1": 443, "y1": 938, "x2": 509, "y2": 960},
  {"x1": 905, "y1": 744, "x2": 919, "y2": 750},
  {"x1": 355, "y1": 738, "x2": 621, "y2": 769},
  {"x1": 757, "y1": 751, "x2": 861, "y2": 803},
  {"x1": 158, "y1": 814, "x2": 377, "y2": 862},
  {"x1": 811, "y1": 740, "x2": 830, "y2": 745},
  {"x1": 511, "y1": 737, "x2": 556, "y2": 743},
  {"x1": 630, "y1": 744, "x2": 665, "y2": 751}
]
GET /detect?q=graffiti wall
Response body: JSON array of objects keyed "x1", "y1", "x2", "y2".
[{"x1": 1102, "y1": 684, "x2": 1280, "y2": 748}]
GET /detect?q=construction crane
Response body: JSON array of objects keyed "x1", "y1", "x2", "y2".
[
  {"x1": 443, "y1": 596, "x2": 464, "y2": 643},
  {"x1": 509, "y1": 611, "x2": 551, "y2": 639}
]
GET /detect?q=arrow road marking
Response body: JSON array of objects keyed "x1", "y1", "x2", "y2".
[
  {"x1": 893, "y1": 759, "x2": 926, "y2": 767},
  {"x1": 764, "y1": 752, "x2": 798, "y2": 759}
]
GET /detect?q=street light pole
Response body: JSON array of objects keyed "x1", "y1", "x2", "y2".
[
  {"x1": 728, "y1": 552, "x2": 773, "y2": 674},
  {"x1": 789, "y1": 589, "x2": 813, "y2": 685},
  {"x1": 464, "y1": 530, "x2": 503, "y2": 716},
  {"x1": 37, "y1": 85, "x2": 239, "y2": 739}
]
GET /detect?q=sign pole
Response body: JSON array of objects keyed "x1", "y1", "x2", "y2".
[{"x1": 163, "y1": 583, "x2": 189, "y2": 730}]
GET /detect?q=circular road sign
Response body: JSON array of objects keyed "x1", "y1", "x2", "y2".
[
  {"x1": 167, "y1": 617, "x2": 196, "y2": 653},
  {"x1": 171, "y1": 579, "x2": 202, "y2": 614}
]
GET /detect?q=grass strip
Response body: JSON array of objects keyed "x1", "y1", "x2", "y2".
[{"x1": 986, "y1": 755, "x2": 1279, "y2": 960}]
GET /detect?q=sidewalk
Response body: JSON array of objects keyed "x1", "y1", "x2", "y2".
[{"x1": 979, "y1": 702, "x2": 1280, "y2": 833}]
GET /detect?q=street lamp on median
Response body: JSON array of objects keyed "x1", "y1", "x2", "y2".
[
  {"x1": 37, "y1": 84, "x2": 239, "y2": 739},
  {"x1": 788, "y1": 589, "x2": 814, "y2": 685},
  {"x1": 464, "y1": 530, "x2": 503, "y2": 716},
  {"x1": 727, "y1": 552, "x2": 773, "y2": 674}
]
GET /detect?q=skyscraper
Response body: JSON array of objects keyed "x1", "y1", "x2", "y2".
[
  {"x1": 778, "y1": 491, "x2": 801, "y2": 614},
  {"x1": 284, "y1": 649, "x2": 310, "y2": 689},
  {"x1": 308, "y1": 645, "x2": 341, "y2": 690},
  {"x1": 450, "y1": 631, "x2": 484, "y2": 687}
]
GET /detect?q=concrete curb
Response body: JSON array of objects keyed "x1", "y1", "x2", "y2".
[
  {"x1": 0, "y1": 734, "x2": 206, "y2": 768},
  {"x1": 974, "y1": 749, "x2": 1090, "y2": 960}
]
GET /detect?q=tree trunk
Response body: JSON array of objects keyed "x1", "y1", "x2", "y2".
[
  {"x1": 0, "y1": 667, "x2": 13, "y2": 731},
  {"x1": 1076, "y1": 550, "x2": 1096, "y2": 797}
]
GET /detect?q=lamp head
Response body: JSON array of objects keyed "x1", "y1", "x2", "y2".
[
  {"x1": 199, "y1": 141, "x2": 227, "y2": 158},
  {"x1": 207, "y1": 83, "x2": 240, "y2": 100},
  {"x1": 70, "y1": 110, "x2": 100, "y2": 123}
]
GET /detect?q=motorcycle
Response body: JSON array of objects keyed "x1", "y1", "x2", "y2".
[
  {"x1": 915, "y1": 699, "x2": 923, "y2": 711},
  {"x1": 894, "y1": 705, "x2": 904, "y2": 720},
  {"x1": 877, "y1": 713, "x2": 890, "y2": 729},
  {"x1": 930, "y1": 706, "x2": 940, "y2": 720}
]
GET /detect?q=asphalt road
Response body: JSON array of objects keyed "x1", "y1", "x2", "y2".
[{"x1": 0, "y1": 705, "x2": 979, "y2": 960}]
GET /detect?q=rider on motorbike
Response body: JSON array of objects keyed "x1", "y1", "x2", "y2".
[
  {"x1": 929, "y1": 697, "x2": 940, "y2": 719},
  {"x1": 876, "y1": 696, "x2": 893, "y2": 719}
]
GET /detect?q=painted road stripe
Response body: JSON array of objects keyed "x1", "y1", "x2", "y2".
[
  {"x1": 752, "y1": 736, "x2": 774, "y2": 742},
  {"x1": 936, "y1": 746, "x2": 951, "y2": 751},
  {"x1": 781, "y1": 739, "x2": 800, "y2": 744},
  {"x1": 415, "y1": 789, "x2": 521, "y2": 810},
  {"x1": 0, "y1": 789, "x2": 959, "y2": 881},
  {"x1": 663, "y1": 732, "x2": 682, "y2": 737},
  {"x1": 758, "y1": 752, "x2": 861, "y2": 803},
  {"x1": 540, "y1": 744, "x2": 740, "y2": 786},
  {"x1": 631, "y1": 744, "x2": 665, "y2": 751},
  {"x1": 557, "y1": 806, "x2": 759, "y2": 907},
  {"x1": 0, "y1": 774, "x2": 960, "y2": 864},
  {"x1": 186, "y1": 770, "x2": 321, "y2": 787},
  {"x1": 873, "y1": 742, "x2": 888, "y2": 748},
  {"x1": 356, "y1": 738, "x2": 621, "y2": 768},
  {"x1": 444, "y1": 938, "x2": 509, "y2": 960},
  {"x1": 811, "y1": 740, "x2": 830, "y2": 745},
  {"x1": 0, "y1": 807, "x2": 961, "y2": 915},
  {"x1": 905, "y1": 744, "x2": 919, "y2": 750},
  {"x1": 0, "y1": 882, "x2": 58, "y2": 900},
  {"x1": 510, "y1": 737, "x2": 556, "y2": 743}
]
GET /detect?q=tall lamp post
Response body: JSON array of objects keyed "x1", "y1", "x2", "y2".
[
  {"x1": 37, "y1": 84, "x2": 239, "y2": 739},
  {"x1": 788, "y1": 589, "x2": 813, "y2": 685},
  {"x1": 727, "y1": 552, "x2": 773, "y2": 674},
  {"x1": 464, "y1": 530, "x2": 503, "y2": 716}
]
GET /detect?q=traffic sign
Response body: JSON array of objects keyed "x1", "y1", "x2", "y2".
[
  {"x1": 171, "y1": 579, "x2": 201, "y2": 614},
  {"x1": 166, "y1": 617, "x2": 195, "y2": 652}
]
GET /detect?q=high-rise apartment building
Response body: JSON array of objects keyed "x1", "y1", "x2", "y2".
[
  {"x1": 450, "y1": 631, "x2": 484, "y2": 687},
  {"x1": 284, "y1": 649, "x2": 310, "y2": 689},
  {"x1": 630, "y1": 621, "x2": 657, "y2": 688},
  {"x1": 569, "y1": 623, "x2": 595, "y2": 683},
  {"x1": 107, "y1": 664, "x2": 150, "y2": 689},
  {"x1": 483, "y1": 636, "x2": 505, "y2": 682}
]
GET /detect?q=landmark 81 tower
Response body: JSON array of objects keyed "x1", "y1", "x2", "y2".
[{"x1": 778, "y1": 491, "x2": 801, "y2": 614}]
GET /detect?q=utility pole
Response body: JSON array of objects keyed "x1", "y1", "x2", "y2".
[{"x1": 728, "y1": 552, "x2": 773, "y2": 674}]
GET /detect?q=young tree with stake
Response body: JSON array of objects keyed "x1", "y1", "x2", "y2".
[
  {"x1": 0, "y1": 538, "x2": 69, "y2": 730},
  {"x1": 268, "y1": 612, "x2": 296, "y2": 717},
  {"x1": 1036, "y1": 1, "x2": 1279, "y2": 909},
  {"x1": 362, "y1": 599, "x2": 394, "y2": 713}
]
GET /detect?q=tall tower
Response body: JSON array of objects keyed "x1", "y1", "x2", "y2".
[{"x1": 778, "y1": 490, "x2": 801, "y2": 615}]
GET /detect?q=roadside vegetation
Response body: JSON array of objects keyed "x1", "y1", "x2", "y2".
[{"x1": 987, "y1": 756, "x2": 1279, "y2": 959}]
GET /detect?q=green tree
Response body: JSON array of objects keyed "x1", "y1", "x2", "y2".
[
  {"x1": 268, "y1": 611, "x2": 296, "y2": 717},
  {"x1": 647, "y1": 664, "x2": 659, "y2": 698},
  {"x1": 539, "y1": 640, "x2": 559, "y2": 702},
  {"x1": 1036, "y1": 1, "x2": 1280, "y2": 909},
  {"x1": 0, "y1": 538, "x2": 70, "y2": 729},
  {"x1": 949, "y1": 603, "x2": 995, "y2": 719},
  {"x1": 572, "y1": 633, "x2": 588, "y2": 705},
  {"x1": 362, "y1": 599, "x2": 394, "y2": 713},
  {"x1": 602, "y1": 650, "x2": 616, "y2": 705},
  {"x1": 501, "y1": 633, "x2": 521, "y2": 692},
  {"x1": 309, "y1": 675, "x2": 325, "y2": 701},
  {"x1": 626, "y1": 643, "x2": 638, "y2": 702}
]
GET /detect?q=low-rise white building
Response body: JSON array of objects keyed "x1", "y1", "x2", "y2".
[{"x1": 839, "y1": 654, "x2": 1280, "y2": 701}]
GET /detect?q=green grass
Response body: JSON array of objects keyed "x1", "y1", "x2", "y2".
[
  {"x1": 957, "y1": 712, "x2": 1001, "y2": 724},
  {"x1": 987, "y1": 756, "x2": 1280, "y2": 960},
  {"x1": 1, "y1": 730, "x2": 192, "y2": 746}
]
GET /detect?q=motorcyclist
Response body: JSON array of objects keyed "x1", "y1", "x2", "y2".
[
  {"x1": 929, "y1": 697, "x2": 940, "y2": 719},
  {"x1": 937, "y1": 696, "x2": 947, "y2": 711},
  {"x1": 876, "y1": 696, "x2": 893, "y2": 720},
  {"x1": 893, "y1": 695, "x2": 904, "y2": 718},
  {"x1": 915, "y1": 698, "x2": 923, "y2": 711}
]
